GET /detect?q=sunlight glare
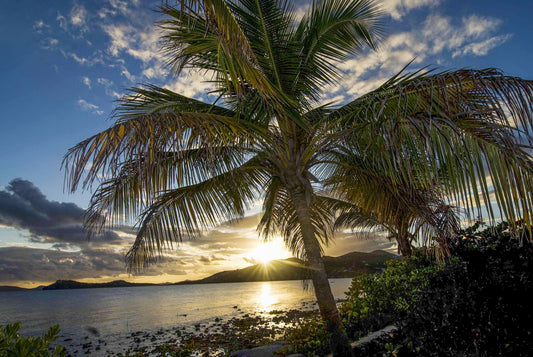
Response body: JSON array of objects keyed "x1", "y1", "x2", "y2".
[
  {"x1": 251, "y1": 240, "x2": 290, "y2": 265},
  {"x1": 259, "y1": 283, "x2": 276, "y2": 311}
]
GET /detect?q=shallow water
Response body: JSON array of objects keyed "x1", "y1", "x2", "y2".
[{"x1": 0, "y1": 278, "x2": 352, "y2": 354}]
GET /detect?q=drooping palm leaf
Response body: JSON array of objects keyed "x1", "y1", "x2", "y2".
[
  {"x1": 293, "y1": 0, "x2": 383, "y2": 102},
  {"x1": 84, "y1": 145, "x2": 247, "y2": 237},
  {"x1": 331, "y1": 68, "x2": 533, "y2": 229},
  {"x1": 127, "y1": 162, "x2": 268, "y2": 270}
]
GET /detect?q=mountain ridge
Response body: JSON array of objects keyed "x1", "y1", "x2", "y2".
[{"x1": 0, "y1": 250, "x2": 396, "y2": 291}]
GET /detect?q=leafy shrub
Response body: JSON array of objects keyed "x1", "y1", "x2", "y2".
[
  {"x1": 344, "y1": 222, "x2": 533, "y2": 356},
  {"x1": 341, "y1": 251, "x2": 442, "y2": 338},
  {"x1": 0, "y1": 323, "x2": 66, "y2": 357},
  {"x1": 277, "y1": 317, "x2": 330, "y2": 357},
  {"x1": 397, "y1": 223, "x2": 533, "y2": 356}
]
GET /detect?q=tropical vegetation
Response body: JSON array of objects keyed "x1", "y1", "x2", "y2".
[
  {"x1": 63, "y1": 0, "x2": 533, "y2": 354},
  {"x1": 342, "y1": 221, "x2": 533, "y2": 356},
  {"x1": 0, "y1": 323, "x2": 66, "y2": 357}
]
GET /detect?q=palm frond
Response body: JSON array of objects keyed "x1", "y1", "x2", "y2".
[
  {"x1": 258, "y1": 179, "x2": 337, "y2": 259},
  {"x1": 293, "y1": 0, "x2": 383, "y2": 100},
  {"x1": 127, "y1": 162, "x2": 268, "y2": 271},
  {"x1": 63, "y1": 109, "x2": 261, "y2": 192},
  {"x1": 115, "y1": 84, "x2": 235, "y2": 118},
  {"x1": 331, "y1": 68, "x2": 533, "y2": 229},
  {"x1": 84, "y1": 145, "x2": 247, "y2": 237},
  {"x1": 160, "y1": 2, "x2": 284, "y2": 102}
]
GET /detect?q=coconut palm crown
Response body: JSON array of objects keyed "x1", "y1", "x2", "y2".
[{"x1": 63, "y1": 0, "x2": 533, "y2": 355}]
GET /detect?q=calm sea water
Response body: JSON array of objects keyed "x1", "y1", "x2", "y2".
[{"x1": 0, "y1": 279, "x2": 352, "y2": 353}]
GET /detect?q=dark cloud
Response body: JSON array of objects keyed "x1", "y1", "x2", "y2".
[
  {"x1": 0, "y1": 178, "x2": 121, "y2": 244},
  {"x1": 197, "y1": 255, "x2": 228, "y2": 265},
  {"x1": 243, "y1": 257, "x2": 259, "y2": 265},
  {"x1": 218, "y1": 213, "x2": 261, "y2": 230},
  {"x1": 0, "y1": 246, "x2": 188, "y2": 284},
  {"x1": 323, "y1": 231, "x2": 397, "y2": 256},
  {"x1": 199, "y1": 255, "x2": 211, "y2": 263},
  {"x1": 188, "y1": 230, "x2": 258, "y2": 252}
]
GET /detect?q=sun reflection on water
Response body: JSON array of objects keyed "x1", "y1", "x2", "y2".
[{"x1": 258, "y1": 283, "x2": 277, "y2": 311}]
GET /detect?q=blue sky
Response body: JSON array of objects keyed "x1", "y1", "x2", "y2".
[{"x1": 0, "y1": 0, "x2": 532, "y2": 286}]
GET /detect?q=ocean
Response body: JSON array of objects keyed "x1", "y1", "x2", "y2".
[{"x1": 0, "y1": 278, "x2": 353, "y2": 355}]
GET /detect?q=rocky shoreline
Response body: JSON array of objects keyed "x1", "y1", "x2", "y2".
[{"x1": 59, "y1": 300, "x2": 323, "y2": 356}]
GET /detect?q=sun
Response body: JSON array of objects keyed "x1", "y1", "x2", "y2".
[{"x1": 251, "y1": 241, "x2": 290, "y2": 265}]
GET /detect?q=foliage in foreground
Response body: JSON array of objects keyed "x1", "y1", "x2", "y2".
[
  {"x1": 0, "y1": 323, "x2": 66, "y2": 357},
  {"x1": 340, "y1": 251, "x2": 441, "y2": 338},
  {"x1": 340, "y1": 222, "x2": 533, "y2": 356}
]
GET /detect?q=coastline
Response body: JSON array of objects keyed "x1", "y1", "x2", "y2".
[{"x1": 58, "y1": 301, "x2": 323, "y2": 356}]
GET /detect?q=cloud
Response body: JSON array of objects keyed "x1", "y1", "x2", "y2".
[
  {"x1": 453, "y1": 34, "x2": 511, "y2": 57},
  {"x1": 70, "y1": 3, "x2": 88, "y2": 28},
  {"x1": 59, "y1": 49, "x2": 105, "y2": 66},
  {"x1": 0, "y1": 246, "x2": 187, "y2": 284},
  {"x1": 422, "y1": 14, "x2": 510, "y2": 56},
  {"x1": 77, "y1": 99, "x2": 104, "y2": 115},
  {"x1": 0, "y1": 180, "x2": 396, "y2": 286},
  {"x1": 382, "y1": 0, "x2": 441, "y2": 20},
  {"x1": 164, "y1": 69, "x2": 215, "y2": 100},
  {"x1": 97, "y1": 77, "x2": 113, "y2": 87},
  {"x1": 101, "y1": 21, "x2": 213, "y2": 98},
  {"x1": 96, "y1": 77, "x2": 122, "y2": 98},
  {"x1": 82, "y1": 76, "x2": 91, "y2": 89},
  {"x1": 56, "y1": 12, "x2": 68, "y2": 32},
  {"x1": 57, "y1": 3, "x2": 89, "y2": 38},
  {"x1": 326, "y1": 12, "x2": 511, "y2": 100},
  {"x1": 243, "y1": 256, "x2": 259, "y2": 265},
  {"x1": 39, "y1": 38, "x2": 59, "y2": 50},
  {"x1": 0, "y1": 179, "x2": 118, "y2": 244},
  {"x1": 102, "y1": 23, "x2": 169, "y2": 81},
  {"x1": 198, "y1": 255, "x2": 228, "y2": 264},
  {"x1": 33, "y1": 20, "x2": 50, "y2": 34}
]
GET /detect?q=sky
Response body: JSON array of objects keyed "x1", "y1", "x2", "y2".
[{"x1": 0, "y1": 0, "x2": 532, "y2": 287}]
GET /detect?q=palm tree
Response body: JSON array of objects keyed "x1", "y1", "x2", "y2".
[
  {"x1": 63, "y1": 0, "x2": 533, "y2": 355},
  {"x1": 327, "y1": 142, "x2": 461, "y2": 257}
]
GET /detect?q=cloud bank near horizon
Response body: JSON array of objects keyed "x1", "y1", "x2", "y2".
[{"x1": 0, "y1": 178, "x2": 395, "y2": 286}]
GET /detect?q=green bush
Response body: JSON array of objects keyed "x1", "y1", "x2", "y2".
[
  {"x1": 0, "y1": 323, "x2": 66, "y2": 357},
  {"x1": 278, "y1": 317, "x2": 330, "y2": 357},
  {"x1": 341, "y1": 251, "x2": 442, "y2": 339},
  {"x1": 345, "y1": 222, "x2": 533, "y2": 356},
  {"x1": 397, "y1": 223, "x2": 533, "y2": 356}
]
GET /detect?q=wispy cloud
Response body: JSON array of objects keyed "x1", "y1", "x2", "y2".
[
  {"x1": 32, "y1": 20, "x2": 50, "y2": 34},
  {"x1": 81, "y1": 76, "x2": 91, "y2": 89},
  {"x1": 454, "y1": 34, "x2": 512, "y2": 57},
  {"x1": 56, "y1": 2, "x2": 89, "y2": 38},
  {"x1": 382, "y1": 0, "x2": 442, "y2": 20},
  {"x1": 97, "y1": 77, "x2": 122, "y2": 98},
  {"x1": 77, "y1": 99, "x2": 104, "y2": 115},
  {"x1": 69, "y1": 2, "x2": 88, "y2": 28},
  {"x1": 327, "y1": 12, "x2": 511, "y2": 100},
  {"x1": 59, "y1": 49, "x2": 105, "y2": 66},
  {"x1": 39, "y1": 38, "x2": 59, "y2": 50},
  {"x1": 56, "y1": 12, "x2": 68, "y2": 32}
]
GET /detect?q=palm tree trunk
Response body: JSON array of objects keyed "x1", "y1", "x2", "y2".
[
  {"x1": 396, "y1": 233, "x2": 413, "y2": 257},
  {"x1": 289, "y1": 186, "x2": 354, "y2": 357},
  {"x1": 396, "y1": 220, "x2": 413, "y2": 257}
]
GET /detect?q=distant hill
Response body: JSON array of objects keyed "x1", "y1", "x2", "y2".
[
  {"x1": 178, "y1": 250, "x2": 395, "y2": 284},
  {"x1": 43, "y1": 280, "x2": 156, "y2": 290},
  {"x1": 1, "y1": 250, "x2": 396, "y2": 291},
  {"x1": 0, "y1": 285, "x2": 28, "y2": 292}
]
